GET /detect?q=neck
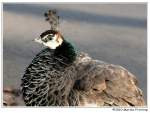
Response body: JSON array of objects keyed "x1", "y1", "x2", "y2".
[{"x1": 54, "y1": 40, "x2": 77, "y2": 64}]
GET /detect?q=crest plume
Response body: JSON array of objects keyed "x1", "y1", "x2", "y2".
[{"x1": 44, "y1": 9, "x2": 59, "y2": 30}]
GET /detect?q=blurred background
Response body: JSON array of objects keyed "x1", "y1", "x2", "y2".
[{"x1": 3, "y1": 3, "x2": 147, "y2": 105}]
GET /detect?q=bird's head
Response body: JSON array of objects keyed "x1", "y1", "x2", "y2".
[{"x1": 34, "y1": 30, "x2": 64, "y2": 49}]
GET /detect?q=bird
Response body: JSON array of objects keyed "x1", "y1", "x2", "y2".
[
  {"x1": 21, "y1": 29, "x2": 79, "y2": 106},
  {"x1": 20, "y1": 10, "x2": 145, "y2": 107},
  {"x1": 21, "y1": 10, "x2": 80, "y2": 106},
  {"x1": 20, "y1": 29, "x2": 146, "y2": 107}
]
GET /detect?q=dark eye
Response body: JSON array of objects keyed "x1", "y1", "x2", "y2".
[
  {"x1": 49, "y1": 37, "x2": 52, "y2": 40},
  {"x1": 41, "y1": 34, "x2": 54, "y2": 42},
  {"x1": 47, "y1": 35, "x2": 53, "y2": 40}
]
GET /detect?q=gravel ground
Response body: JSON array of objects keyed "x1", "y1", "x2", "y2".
[{"x1": 3, "y1": 3, "x2": 147, "y2": 104}]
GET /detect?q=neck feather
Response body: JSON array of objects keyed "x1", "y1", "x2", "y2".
[{"x1": 54, "y1": 40, "x2": 77, "y2": 64}]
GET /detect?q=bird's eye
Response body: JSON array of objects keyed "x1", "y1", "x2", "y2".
[
  {"x1": 47, "y1": 35, "x2": 53, "y2": 40},
  {"x1": 41, "y1": 34, "x2": 54, "y2": 42}
]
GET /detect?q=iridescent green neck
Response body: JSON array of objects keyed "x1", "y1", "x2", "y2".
[{"x1": 54, "y1": 40, "x2": 77, "y2": 64}]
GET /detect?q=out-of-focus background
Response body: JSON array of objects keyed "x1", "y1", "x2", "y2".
[{"x1": 3, "y1": 4, "x2": 147, "y2": 105}]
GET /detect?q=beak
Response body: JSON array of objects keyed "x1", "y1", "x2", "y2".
[
  {"x1": 33, "y1": 37, "x2": 43, "y2": 44},
  {"x1": 34, "y1": 37, "x2": 39, "y2": 42}
]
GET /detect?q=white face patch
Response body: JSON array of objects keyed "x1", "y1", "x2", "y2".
[{"x1": 34, "y1": 34, "x2": 63, "y2": 49}]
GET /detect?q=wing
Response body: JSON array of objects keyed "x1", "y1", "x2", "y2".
[{"x1": 72, "y1": 52, "x2": 145, "y2": 106}]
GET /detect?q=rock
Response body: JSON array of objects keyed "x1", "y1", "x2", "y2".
[
  {"x1": 3, "y1": 87, "x2": 23, "y2": 106},
  {"x1": 3, "y1": 52, "x2": 145, "y2": 106}
]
